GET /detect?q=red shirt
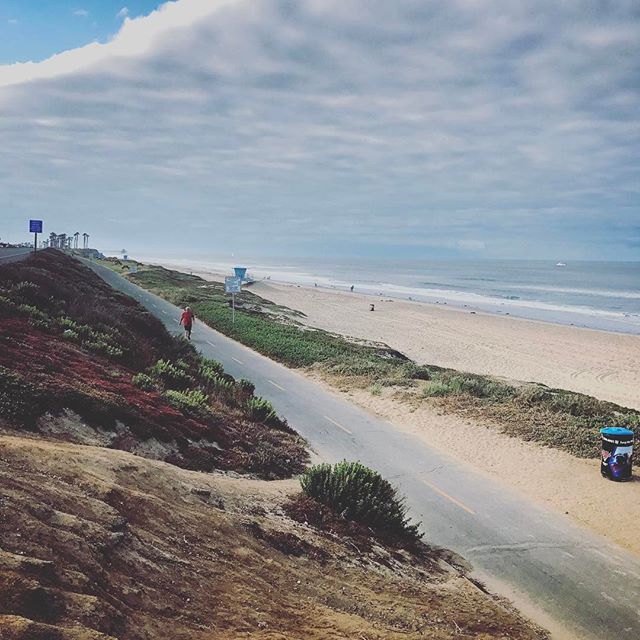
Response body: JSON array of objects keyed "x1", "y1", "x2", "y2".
[{"x1": 180, "y1": 310, "x2": 194, "y2": 327}]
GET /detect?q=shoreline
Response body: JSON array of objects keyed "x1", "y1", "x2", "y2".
[
  {"x1": 144, "y1": 257, "x2": 640, "y2": 411},
  {"x1": 137, "y1": 256, "x2": 640, "y2": 336}
]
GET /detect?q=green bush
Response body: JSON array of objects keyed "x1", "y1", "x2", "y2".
[
  {"x1": 421, "y1": 373, "x2": 515, "y2": 400},
  {"x1": 17, "y1": 303, "x2": 50, "y2": 324},
  {"x1": 244, "y1": 395, "x2": 282, "y2": 427},
  {"x1": 516, "y1": 385, "x2": 552, "y2": 405},
  {"x1": 62, "y1": 329, "x2": 80, "y2": 341},
  {"x1": 148, "y1": 359, "x2": 195, "y2": 390},
  {"x1": 200, "y1": 356, "x2": 223, "y2": 373},
  {"x1": 84, "y1": 340, "x2": 124, "y2": 359},
  {"x1": 421, "y1": 381, "x2": 453, "y2": 397},
  {"x1": 164, "y1": 388, "x2": 210, "y2": 417},
  {"x1": 237, "y1": 378, "x2": 255, "y2": 395},
  {"x1": 205, "y1": 375, "x2": 235, "y2": 397},
  {"x1": 10, "y1": 281, "x2": 40, "y2": 304},
  {"x1": 0, "y1": 366, "x2": 42, "y2": 425},
  {"x1": 58, "y1": 317, "x2": 79, "y2": 331},
  {"x1": 0, "y1": 295, "x2": 17, "y2": 318},
  {"x1": 132, "y1": 372, "x2": 157, "y2": 391},
  {"x1": 300, "y1": 461, "x2": 420, "y2": 544},
  {"x1": 198, "y1": 359, "x2": 226, "y2": 385}
]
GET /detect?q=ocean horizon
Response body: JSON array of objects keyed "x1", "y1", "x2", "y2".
[{"x1": 132, "y1": 254, "x2": 640, "y2": 335}]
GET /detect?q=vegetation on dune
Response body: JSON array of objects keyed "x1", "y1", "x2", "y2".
[
  {"x1": 0, "y1": 250, "x2": 308, "y2": 479},
  {"x1": 129, "y1": 265, "x2": 408, "y2": 368},
  {"x1": 298, "y1": 461, "x2": 421, "y2": 546},
  {"x1": 129, "y1": 263, "x2": 640, "y2": 460}
]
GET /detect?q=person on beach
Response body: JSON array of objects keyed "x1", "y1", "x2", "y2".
[
  {"x1": 180, "y1": 306, "x2": 195, "y2": 340},
  {"x1": 350, "y1": 285, "x2": 354, "y2": 292}
]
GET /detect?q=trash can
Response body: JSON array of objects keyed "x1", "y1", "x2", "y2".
[{"x1": 600, "y1": 427, "x2": 634, "y2": 481}]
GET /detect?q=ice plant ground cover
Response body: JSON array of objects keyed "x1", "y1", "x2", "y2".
[{"x1": 0, "y1": 250, "x2": 307, "y2": 478}]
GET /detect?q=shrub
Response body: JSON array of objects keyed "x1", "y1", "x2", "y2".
[
  {"x1": 244, "y1": 395, "x2": 283, "y2": 427},
  {"x1": 198, "y1": 359, "x2": 226, "y2": 386},
  {"x1": 0, "y1": 295, "x2": 17, "y2": 318},
  {"x1": 57, "y1": 317, "x2": 79, "y2": 331},
  {"x1": 300, "y1": 461, "x2": 421, "y2": 544},
  {"x1": 421, "y1": 381, "x2": 452, "y2": 397},
  {"x1": 516, "y1": 385, "x2": 552, "y2": 405},
  {"x1": 17, "y1": 304, "x2": 50, "y2": 324},
  {"x1": 200, "y1": 357, "x2": 224, "y2": 374},
  {"x1": 421, "y1": 374, "x2": 514, "y2": 400},
  {"x1": 0, "y1": 366, "x2": 43, "y2": 426},
  {"x1": 10, "y1": 281, "x2": 41, "y2": 305},
  {"x1": 370, "y1": 382, "x2": 381, "y2": 396},
  {"x1": 163, "y1": 388, "x2": 210, "y2": 417},
  {"x1": 237, "y1": 378, "x2": 255, "y2": 395},
  {"x1": 408, "y1": 365, "x2": 432, "y2": 381},
  {"x1": 84, "y1": 340, "x2": 124, "y2": 359},
  {"x1": 62, "y1": 329, "x2": 79, "y2": 341},
  {"x1": 205, "y1": 375, "x2": 235, "y2": 397},
  {"x1": 148, "y1": 359, "x2": 195, "y2": 390},
  {"x1": 132, "y1": 372, "x2": 157, "y2": 391}
]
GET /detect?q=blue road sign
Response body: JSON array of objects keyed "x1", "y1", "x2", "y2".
[
  {"x1": 29, "y1": 220, "x2": 43, "y2": 233},
  {"x1": 225, "y1": 276, "x2": 242, "y2": 294}
]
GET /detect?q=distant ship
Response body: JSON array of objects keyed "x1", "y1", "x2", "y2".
[{"x1": 555, "y1": 262, "x2": 567, "y2": 267}]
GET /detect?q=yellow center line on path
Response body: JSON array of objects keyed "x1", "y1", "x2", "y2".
[
  {"x1": 324, "y1": 416, "x2": 353, "y2": 435},
  {"x1": 421, "y1": 479, "x2": 476, "y2": 515},
  {"x1": 232, "y1": 357, "x2": 244, "y2": 365},
  {"x1": 268, "y1": 380, "x2": 286, "y2": 391}
]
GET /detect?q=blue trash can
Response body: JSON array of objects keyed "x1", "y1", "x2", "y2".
[{"x1": 600, "y1": 427, "x2": 634, "y2": 481}]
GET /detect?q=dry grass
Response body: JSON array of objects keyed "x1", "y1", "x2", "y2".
[{"x1": 0, "y1": 436, "x2": 549, "y2": 640}]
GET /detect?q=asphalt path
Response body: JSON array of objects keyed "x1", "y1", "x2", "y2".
[
  {"x1": 15, "y1": 254, "x2": 640, "y2": 639},
  {"x1": 0, "y1": 247, "x2": 34, "y2": 264}
]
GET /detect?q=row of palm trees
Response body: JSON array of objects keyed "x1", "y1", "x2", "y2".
[{"x1": 45, "y1": 232, "x2": 90, "y2": 250}]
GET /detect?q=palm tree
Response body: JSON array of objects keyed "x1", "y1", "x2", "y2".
[{"x1": 74, "y1": 232, "x2": 80, "y2": 249}]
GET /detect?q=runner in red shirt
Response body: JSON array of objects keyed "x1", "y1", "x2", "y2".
[{"x1": 180, "y1": 306, "x2": 195, "y2": 340}]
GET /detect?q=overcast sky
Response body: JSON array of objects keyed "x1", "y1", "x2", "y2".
[{"x1": 1, "y1": 0, "x2": 638, "y2": 260}]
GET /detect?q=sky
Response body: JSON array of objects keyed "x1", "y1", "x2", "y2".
[{"x1": 0, "y1": 0, "x2": 639, "y2": 260}]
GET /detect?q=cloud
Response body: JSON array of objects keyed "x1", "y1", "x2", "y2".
[
  {"x1": 116, "y1": 7, "x2": 129, "y2": 20},
  {"x1": 73, "y1": 9, "x2": 89, "y2": 18},
  {"x1": 7, "y1": 19, "x2": 19, "y2": 25},
  {"x1": 0, "y1": 0, "x2": 638, "y2": 259}
]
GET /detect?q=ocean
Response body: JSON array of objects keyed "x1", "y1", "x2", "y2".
[{"x1": 138, "y1": 255, "x2": 640, "y2": 335}]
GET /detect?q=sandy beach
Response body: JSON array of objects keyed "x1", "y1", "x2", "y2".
[{"x1": 245, "y1": 281, "x2": 640, "y2": 411}]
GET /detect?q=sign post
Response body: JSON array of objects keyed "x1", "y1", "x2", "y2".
[
  {"x1": 29, "y1": 220, "x2": 43, "y2": 253},
  {"x1": 225, "y1": 276, "x2": 242, "y2": 324}
]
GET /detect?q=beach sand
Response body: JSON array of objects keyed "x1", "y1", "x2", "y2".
[
  {"x1": 152, "y1": 261, "x2": 640, "y2": 555},
  {"x1": 250, "y1": 281, "x2": 640, "y2": 411}
]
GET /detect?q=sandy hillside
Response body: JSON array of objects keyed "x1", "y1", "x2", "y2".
[
  {"x1": 0, "y1": 434, "x2": 549, "y2": 640},
  {"x1": 249, "y1": 281, "x2": 640, "y2": 410}
]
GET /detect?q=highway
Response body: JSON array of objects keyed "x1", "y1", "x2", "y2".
[{"x1": 45, "y1": 257, "x2": 640, "y2": 638}]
